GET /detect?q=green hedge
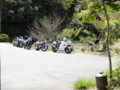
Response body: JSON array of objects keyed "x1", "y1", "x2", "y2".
[{"x1": 0, "y1": 34, "x2": 9, "y2": 42}]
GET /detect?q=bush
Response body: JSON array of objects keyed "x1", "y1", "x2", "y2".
[
  {"x1": 107, "y1": 63, "x2": 120, "y2": 89},
  {"x1": 0, "y1": 34, "x2": 9, "y2": 42},
  {"x1": 74, "y1": 79, "x2": 95, "y2": 89},
  {"x1": 79, "y1": 36, "x2": 95, "y2": 43},
  {"x1": 114, "y1": 48, "x2": 120, "y2": 57},
  {"x1": 58, "y1": 28, "x2": 81, "y2": 40}
]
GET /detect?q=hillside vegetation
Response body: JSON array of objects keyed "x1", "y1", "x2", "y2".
[{"x1": 1, "y1": 0, "x2": 120, "y2": 43}]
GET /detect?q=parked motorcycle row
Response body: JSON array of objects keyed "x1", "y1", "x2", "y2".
[
  {"x1": 12, "y1": 36, "x2": 33, "y2": 50},
  {"x1": 12, "y1": 37, "x2": 73, "y2": 54}
]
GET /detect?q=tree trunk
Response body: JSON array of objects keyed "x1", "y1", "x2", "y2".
[
  {"x1": 102, "y1": 0, "x2": 112, "y2": 78},
  {"x1": 0, "y1": 0, "x2": 2, "y2": 33}
]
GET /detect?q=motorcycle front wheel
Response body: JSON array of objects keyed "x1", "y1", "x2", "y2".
[
  {"x1": 27, "y1": 46, "x2": 31, "y2": 50},
  {"x1": 13, "y1": 42, "x2": 16, "y2": 46},
  {"x1": 19, "y1": 42, "x2": 24, "y2": 48},
  {"x1": 52, "y1": 46, "x2": 57, "y2": 52},
  {"x1": 35, "y1": 47, "x2": 40, "y2": 50},
  {"x1": 65, "y1": 45, "x2": 72, "y2": 54},
  {"x1": 41, "y1": 45, "x2": 48, "y2": 51},
  {"x1": 26, "y1": 44, "x2": 32, "y2": 50}
]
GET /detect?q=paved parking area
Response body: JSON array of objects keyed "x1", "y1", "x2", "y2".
[{"x1": 0, "y1": 43, "x2": 109, "y2": 90}]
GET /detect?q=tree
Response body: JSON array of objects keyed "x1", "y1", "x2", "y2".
[
  {"x1": 102, "y1": 0, "x2": 112, "y2": 78},
  {"x1": 28, "y1": 14, "x2": 63, "y2": 41},
  {"x1": 2, "y1": 0, "x2": 69, "y2": 38},
  {"x1": 78, "y1": 0, "x2": 116, "y2": 78},
  {"x1": 58, "y1": 0, "x2": 74, "y2": 10}
]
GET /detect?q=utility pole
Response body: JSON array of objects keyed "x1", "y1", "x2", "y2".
[{"x1": 0, "y1": 0, "x2": 2, "y2": 33}]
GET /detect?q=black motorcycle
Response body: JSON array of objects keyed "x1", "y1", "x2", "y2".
[
  {"x1": 12, "y1": 37, "x2": 19, "y2": 47},
  {"x1": 24, "y1": 40, "x2": 33, "y2": 50}
]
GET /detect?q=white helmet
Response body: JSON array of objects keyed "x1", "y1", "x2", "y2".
[{"x1": 63, "y1": 37, "x2": 68, "y2": 41}]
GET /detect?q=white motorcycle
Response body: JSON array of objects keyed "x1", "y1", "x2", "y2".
[{"x1": 52, "y1": 39, "x2": 73, "y2": 54}]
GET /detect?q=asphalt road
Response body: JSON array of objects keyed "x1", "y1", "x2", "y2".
[{"x1": 0, "y1": 43, "x2": 109, "y2": 90}]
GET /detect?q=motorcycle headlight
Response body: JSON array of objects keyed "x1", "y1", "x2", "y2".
[{"x1": 53, "y1": 41, "x2": 56, "y2": 44}]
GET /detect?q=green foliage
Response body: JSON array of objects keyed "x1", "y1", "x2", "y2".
[
  {"x1": 107, "y1": 1, "x2": 120, "y2": 12},
  {"x1": 114, "y1": 48, "x2": 120, "y2": 58},
  {"x1": 104, "y1": 70, "x2": 110, "y2": 77},
  {"x1": 71, "y1": 13, "x2": 83, "y2": 27},
  {"x1": 58, "y1": 0, "x2": 74, "y2": 10},
  {"x1": 79, "y1": 2, "x2": 102, "y2": 23},
  {"x1": 59, "y1": 28, "x2": 81, "y2": 40},
  {"x1": 2, "y1": 0, "x2": 120, "y2": 43},
  {"x1": 79, "y1": 36, "x2": 96, "y2": 43},
  {"x1": 77, "y1": 0, "x2": 120, "y2": 44},
  {"x1": 0, "y1": 34, "x2": 9, "y2": 42},
  {"x1": 80, "y1": 10, "x2": 96, "y2": 23},
  {"x1": 74, "y1": 79, "x2": 95, "y2": 89},
  {"x1": 88, "y1": 2, "x2": 102, "y2": 12},
  {"x1": 2, "y1": 0, "x2": 39, "y2": 23},
  {"x1": 74, "y1": 0, "x2": 90, "y2": 13},
  {"x1": 103, "y1": 20, "x2": 120, "y2": 43},
  {"x1": 2, "y1": 0, "x2": 68, "y2": 39},
  {"x1": 107, "y1": 63, "x2": 120, "y2": 89},
  {"x1": 91, "y1": 20, "x2": 104, "y2": 30}
]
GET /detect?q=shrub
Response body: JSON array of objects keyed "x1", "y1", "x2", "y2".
[
  {"x1": 114, "y1": 48, "x2": 120, "y2": 57},
  {"x1": 107, "y1": 49, "x2": 120, "y2": 89},
  {"x1": 79, "y1": 36, "x2": 94, "y2": 43},
  {"x1": 107, "y1": 63, "x2": 120, "y2": 89},
  {"x1": 58, "y1": 28, "x2": 81, "y2": 40},
  {"x1": 0, "y1": 34, "x2": 9, "y2": 42},
  {"x1": 74, "y1": 79, "x2": 95, "y2": 89}
]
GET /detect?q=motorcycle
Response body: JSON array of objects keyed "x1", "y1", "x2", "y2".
[
  {"x1": 24, "y1": 40, "x2": 33, "y2": 50},
  {"x1": 12, "y1": 37, "x2": 19, "y2": 47},
  {"x1": 18, "y1": 37, "x2": 25, "y2": 48},
  {"x1": 35, "y1": 40, "x2": 48, "y2": 51},
  {"x1": 52, "y1": 39, "x2": 73, "y2": 54},
  {"x1": 24, "y1": 36, "x2": 33, "y2": 50},
  {"x1": 12, "y1": 36, "x2": 25, "y2": 48}
]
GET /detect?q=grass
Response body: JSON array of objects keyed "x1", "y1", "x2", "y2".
[
  {"x1": 74, "y1": 79, "x2": 96, "y2": 90},
  {"x1": 72, "y1": 41, "x2": 120, "y2": 56},
  {"x1": 72, "y1": 43, "x2": 105, "y2": 55}
]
